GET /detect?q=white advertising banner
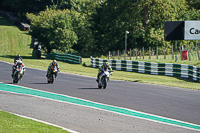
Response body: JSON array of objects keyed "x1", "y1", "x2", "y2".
[{"x1": 185, "y1": 21, "x2": 200, "y2": 40}]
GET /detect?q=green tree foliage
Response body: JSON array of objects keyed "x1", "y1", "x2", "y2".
[
  {"x1": 91, "y1": 0, "x2": 189, "y2": 53},
  {"x1": 56, "y1": 0, "x2": 101, "y2": 56},
  {"x1": 186, "y1": 0, "x2": 200, "y2": 10},
  {"x1": 24, "y1": 0, "x2": 102, "y2": 55},
  {"x1": 27, "y1": 8, "x2": 79, "y2": 53},
  {"x1": 182, "y1": 0, "x2": 200, "y2": 20}
]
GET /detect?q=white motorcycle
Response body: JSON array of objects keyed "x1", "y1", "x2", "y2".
[
  {"x1": 12, "y1": 62, "x2": 26, "y2": 84},
  {"x1": 98, "y1": 69, "x2": 113, "y2": 89}
]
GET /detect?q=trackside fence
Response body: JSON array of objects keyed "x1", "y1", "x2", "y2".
[
  {"x1": 90, "y1": 56, "x2": 200, "y2": 82},
  {"x1": 46, "y1": 53, "x2": 82, "y2": 64}
]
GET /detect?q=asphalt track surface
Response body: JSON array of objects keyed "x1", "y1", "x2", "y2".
[{"x1": 0, "y1": 61, "x2": 200, "y2": 133}]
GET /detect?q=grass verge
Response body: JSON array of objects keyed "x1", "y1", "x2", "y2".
[{"x1": 0, "y1": 110, "x2": 70, "y2": 133}]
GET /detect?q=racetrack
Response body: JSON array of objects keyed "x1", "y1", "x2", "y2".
[{"x1": 0, "y1": 61, "x2": 200, "y2": 133}]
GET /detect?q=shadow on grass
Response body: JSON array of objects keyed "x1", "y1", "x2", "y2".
[
  {"x1": 22, "y1": 32, "x2": 31, "y2": 36},
  {"x1": 82, "y1": 62, "x2": 90, "y2": 67},
  {"x1": 175, "y1": 76, "x2": 200, "y2": 83},
  {"x1": 151, "y1": 74, "x2": 200, "y2": 84},
  {"x1": 0, "y1": 55, "x2": 36, "y2": 60}
]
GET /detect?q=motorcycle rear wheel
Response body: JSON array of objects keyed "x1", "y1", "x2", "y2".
[
  {"x1": 51, "y1": 74, "x2": 55, "y2": 84},
  {"x1": 13, "y1": 73, "x2": 19, "y2": 84},
  {"x1": 47, "y1": 74, "x2": 51, "y2": 84}
]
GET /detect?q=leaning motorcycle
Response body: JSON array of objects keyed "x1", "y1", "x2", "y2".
[
  {"x1": 12, "y1": 63, "x2": 26, "y2": 84},
  {"x1": 47, "y1": 66, "x2": 58, "y2": 84},
  {"x1": 98, "y1": 69, "x2": 113, "y2": 89}
]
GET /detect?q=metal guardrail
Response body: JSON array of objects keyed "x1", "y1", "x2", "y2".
[
  {"x1": 46, "y1": 53, "x2": 82, "y2": 64},
  {"x1": 90, "y1": 56, "x2": 200, "y2": 82}
]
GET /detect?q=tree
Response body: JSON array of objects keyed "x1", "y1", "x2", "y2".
[
  {"x1": 91, "y1": 0, "x2": 189, "y2": 53},
  {"x1": 27, "y1": 8, "x2": 78, "y2": 53},
  {"x1": 57, "y1": 0, "x2": 101, "y2": 56},
  {"x1": 186, "y1": 0, "x2": 200, "y2": 10}
]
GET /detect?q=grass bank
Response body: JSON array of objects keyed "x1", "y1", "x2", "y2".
[
  {"x1": 0, "y1": 111, "x2": 70, "y2": 133},
  {"x1": 0, "y1": 16, "x2": 32, "y2": 57}
]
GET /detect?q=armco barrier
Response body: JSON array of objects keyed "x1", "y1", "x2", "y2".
[
  {"x1": 46, "y1": 53, "x2": 82, "y2": 64},
  {"x1": 90, "y1": 56, "x2": 200, "y2": 82}
]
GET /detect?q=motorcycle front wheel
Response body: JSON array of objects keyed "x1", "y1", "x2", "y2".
[
  {"x1": 51, "y1": 74, "x2": 55, "y2": 84},
  {"x1": 47, "y1": 74, "x2": 51, "y2": 84},
  {"x1": 13, "y1": 73, "x2": 19, "y2": 84},
  {"x1": 103, "y1": 77, "x2": 107, "y2": 89}
]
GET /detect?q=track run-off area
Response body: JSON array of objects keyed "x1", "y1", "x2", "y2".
[{"x1": 0, "y1": 61, "x2": 200, "y2": 133}]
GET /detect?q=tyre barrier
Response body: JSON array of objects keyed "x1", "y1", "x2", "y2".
[
  {"x1": 46, "y1": 53, "x2": 82, "y2": 64},
  {"x1": 90, "y1": 56, "x2": 200, "y2": 82}
]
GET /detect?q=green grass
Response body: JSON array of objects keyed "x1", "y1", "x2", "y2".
[
  {"x1": 0, "y1": 16, "x2": 32, "y2": 57},
  {"x1": 0, "y1": 111, "x2": 70, "y2": 133},
  {"x1": 104, "y1": 54, "x2": 200, "y2": 67}
]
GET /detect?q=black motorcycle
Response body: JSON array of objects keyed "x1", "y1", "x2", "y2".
[
  {"x1": 47, "y1": 66, "x2": 59, "y2": 84},
  {"x1": 12, "y1": 63, "x2": 26, "y2": 84}
]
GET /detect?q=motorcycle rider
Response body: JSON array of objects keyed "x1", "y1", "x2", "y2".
[
  {"x1": 12, "y1": 60, "x2": 25, "y2": 77},
  {"x1": 12, "y1": 54, "x2": 24, "y2": 77},
  {"x1": 46, "y1": 60, "x2": 60, "y2": 78},
  {"x1": 14, "y1": 54, "x2": 22, "y2": 63},
  {"x1": 96, "y1": 62, "x2": 112, "y2": 83}
]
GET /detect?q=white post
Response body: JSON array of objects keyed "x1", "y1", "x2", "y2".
[{"x1": 125, "y1": 31, "x2": 129, "y2": 60}]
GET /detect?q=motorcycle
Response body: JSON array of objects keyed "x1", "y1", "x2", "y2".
[
  {"x1": 12, "y1": 63, "x2": 26, "y2": 84},
  {"x1": 98, "y1": 69, "x2": 113, "y2": 89},
  {"x1": 47, "y1": 66, "x2": 58, "y2": 84}
]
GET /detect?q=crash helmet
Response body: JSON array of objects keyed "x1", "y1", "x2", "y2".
[
  {"x1": 53, "y1": 60, "x2": 57, "y2": 66},
  {"x1": 17, "y1": 54, "x2": 20, "y2": 57},
  {"x1": 103, "y1": 62, "x2": 109, "y2": 67}
]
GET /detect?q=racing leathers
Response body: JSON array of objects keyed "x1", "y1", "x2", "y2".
[{"x1": 46, "y1": 61, "x2": 59, "y2": 78}]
